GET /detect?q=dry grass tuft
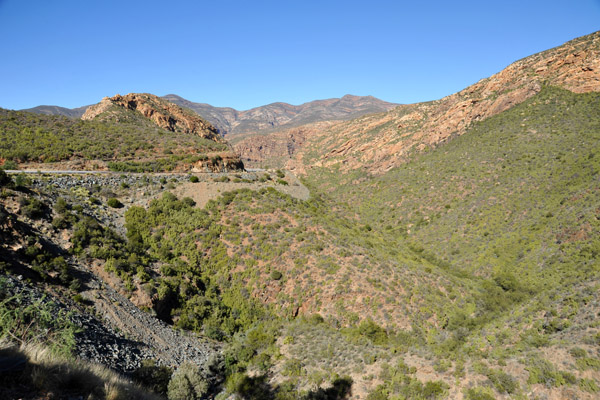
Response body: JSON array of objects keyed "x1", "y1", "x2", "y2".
[{"x1": 0, "y1": 340, "x2": 161, "y2": 400}]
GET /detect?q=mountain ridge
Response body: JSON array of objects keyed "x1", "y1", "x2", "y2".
[
  {"x1": 157, "y1": 93, "x2": 400, "y2": 136},
  {"x1": 21, "y1": 104, "x2": 90, "y2": 118}
]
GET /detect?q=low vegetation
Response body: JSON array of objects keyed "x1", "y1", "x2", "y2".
[{"x1": 0, "y1": 108, "x2": 227, "y2": 165}]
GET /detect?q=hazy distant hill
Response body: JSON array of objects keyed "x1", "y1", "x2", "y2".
[
  {"x1": 162, "y1": 93, "x2": 399, "y2": 136},
  {"x1": 22, "y1": 104, "x2": 89, "y2": 118}
]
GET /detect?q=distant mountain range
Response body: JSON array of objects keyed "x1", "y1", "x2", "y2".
[
  {"x1": 162, "y1": 94, "x2": 399, "y2": 136},
  {"x1": 22, "y1": 104, "x2": 91, "y2": 118},
  {"x1": 21, "y1": 94, "x2": 399, "y2": 136}
]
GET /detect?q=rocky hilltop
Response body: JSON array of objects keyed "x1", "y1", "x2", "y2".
[
  {"x1": 82, "y1": 93, "x2": 224, "y2": 143},
  {"x1": 236, "y1": 31, "x2": 600, "y2": 174},
  {"x1": 163, "y1": 94, "x2": 399, "y2": 136}
]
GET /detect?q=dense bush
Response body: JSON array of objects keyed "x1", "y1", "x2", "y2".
[
  {"x1": 167, "y1": 362, "x2": 208, "y2": 400},
  {"x1": 132, "y1": 360, "x2": 172, "y2": 395},
  {"x1": 0, "y1": 160, "x2": 18, "y2": 170},
  {"x1": 20, "y1": 196, "x2": 45, "y2": 219},
  {"x1": 107, "y1": 198, "x2": 123, "y2": 208}
]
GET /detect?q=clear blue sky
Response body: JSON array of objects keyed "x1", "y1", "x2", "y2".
[{"x1": 1, "y1": 0, "x2": 599, "y2": 110}]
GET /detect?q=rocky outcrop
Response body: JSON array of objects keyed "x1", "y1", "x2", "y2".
[
  {"x1": 191, "y1": 151, "x2": 245, "y2": 172},
  {"x1": 233, "y1": 123, "x2": 330, "y2": 168},
  {"x1": 82, "y1": 93, "x2": 224, "y2": 143}
]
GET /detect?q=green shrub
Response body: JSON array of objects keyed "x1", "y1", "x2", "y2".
[
  {"x1": 133, "y1": 359, "x2": 172, "y2": 395},
  {"x1": 579, "y1": 378, "x2": 600, "y2": 393},
  {"x1": 576, "y1": 357, "x2": 600, "y2": 371},
  {"x1": 189, "y1": 175, "x2": 199, "y2": 183},
  {"x1": 366, "y1": 387, "x2": 388, "y2": 400},
  {"x1": 54, "y1": 197, "x2": 69, "y2": 214},
  {"x1": 0, "y1": 279, "x2": 76, "y2": 356},
  {"x1": 487, "y1": 369, "x2": 518, "y2": 394},
  {"x1": 181, "y1": 197, "x2": 196, "y2": 207},
  {"x1": 465, "y1": 387, "x2": 496, "y2": 400},
  {"x1": 1, "y1": 160, "x2": 17, "y2": 170},
  {"x1": 20, "y1": 197, "x2": 45, "y2": 219},
  {"x1": 569, "y1": 347, "x2": 587, "y2": 358},
  {"x1": 527, "y1": 358, "x2": 570, "y2": 387},
  {"x1": 14, "y1": 173, "x2": 31, "y2": 188},
  {"x1": 107, "y1": 198, "x2": 123, "y2": 208},
  {"x1": 167, "y1": 362, "x2": 208, "y2": 400},
  {"x1": 271, "y1": 270, "x2": 283, "y2": 280},
  {"x1": 72, "y1": 294, "x2": 85, "y2": 304}
]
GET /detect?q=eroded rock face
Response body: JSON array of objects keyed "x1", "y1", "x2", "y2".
[
  {"x1": 190, "y1": 151, "x2": 245, "y2": 172},
  {"x1": 82, "y1": 93, "x2": 224, "y2": 142},
  {"x1": 233, "y1": 123, "x2": 324, "y2": 168}
]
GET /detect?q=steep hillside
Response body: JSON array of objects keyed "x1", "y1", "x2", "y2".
[
  {"x1": 300, "y1": 85, "x2": 600, "y2": 399},
  {"x1": 0, "y1": 171, "x2": 227, "y2": 399},
  {"x1": 163, "y1": 94, "x2": 399, "y2": 136},
  {"x1": 0, "y1": 92, "x2": 247, "y2": 172},
  {"x1": 0, "y1": 109, "x2": 242, "y2": 172},
  {"x1": 124, "y1": 187, "x2": 468, "y2": 332},
  {"x1": 307, "y1": 87, "x2": 600, "y2": 281}
]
